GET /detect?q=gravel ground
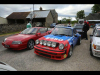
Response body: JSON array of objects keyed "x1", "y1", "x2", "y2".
[{"x1": 0, "y1": 28, "x2": 100, "y2": 71}]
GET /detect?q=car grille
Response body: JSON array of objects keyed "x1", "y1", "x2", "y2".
[
  {"x1": 38, "y1": 53, "x2": 51, "y2": 58},
  {"x1": 35, "y1": 48, "x2": 57, "y2": 55},
  {"x1": 95, "y1": 51, "x2": 100, "y2": 56}
]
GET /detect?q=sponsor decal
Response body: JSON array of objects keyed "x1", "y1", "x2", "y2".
[
  {"x1": 46, "y1": 37, "x2": 63, "y2": 41},
  {"x1": 64, "y1": 54, "x2": 67, "y2": 58}
]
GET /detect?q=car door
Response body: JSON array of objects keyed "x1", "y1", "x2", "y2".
[{"x1": 73, "y1": 29, "x2": 78, "y2": 46}]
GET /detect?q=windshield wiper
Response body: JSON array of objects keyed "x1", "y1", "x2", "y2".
[{"x1": 59, "y1": 34, "x2": 71, "y2": 36}]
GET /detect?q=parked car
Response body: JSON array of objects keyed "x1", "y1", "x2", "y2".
[
  {"x1": 90, "y1": 26, "x2": 100, "y2": 57},
  {"x1": 34, "y1": 26, "x2": 81, "y2": 60},
  {"x1": 50, "y1": 23, "x2": 56, "y2": 28},
  {"x1": 35, "y1": 22, "x2": 43, "y2": 27},
  {"x1": 2, "y1": 27, "x2": 51, "y2": 50},
  {"x1": 0, "y1": 61, "x2": 16, "y2": 71},
  {"x1": 73, "y1": 24, "x2": 84, "y2": 38}
]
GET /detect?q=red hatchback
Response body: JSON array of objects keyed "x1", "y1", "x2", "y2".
[{"x1": 2, "y1": 27, "x2": 50, "y2": 50}]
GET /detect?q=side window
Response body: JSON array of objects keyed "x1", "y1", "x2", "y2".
[
  {"x1": 92, "y1": 28, "x2": 96, "y2": 35},
  {"x1": 94, "y1": 29, "x2": 97, "y2": 36},
  {"x1": 73, "y1": 29, "x2": 77, "y2": 35},
  {"x1": 38, "y1": 28, "x2": 46, "y2": 33}
]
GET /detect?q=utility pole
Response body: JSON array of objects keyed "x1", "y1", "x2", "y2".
[
  {"x1": 33, "y1": 4, "x2": 35, "y2": 27},
  {"x1": 30, "y1": 8, "x2": 32, "y2": 25}
]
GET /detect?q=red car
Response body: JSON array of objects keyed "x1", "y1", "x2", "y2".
[{"x1": 2, "y1": 27, "x2": 50, "y2": 50}]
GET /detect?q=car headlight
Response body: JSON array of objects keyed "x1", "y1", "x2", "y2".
[
  {"x1": 3, "y1": 38, "x2": 7, "y2": 42},
  {"x1": 43, "y1": 40, "x2": 47, "y2": 46},
  {"x1": 40, "y1": 40, "x2": 43, "y2": 45},
  {"x1": 47, "y1": 41, "x2": 52, "y2": 46},
  {"x1": 59, "y1": 43, "x2": 64, "y2": 50},
  {"x1": 35, "y1": 40, "x2": 39, "y2": 45},
  {"x1": 12, "y1": 41, "x2": 22, "y2": 44},
  {"x1": 96, "y1": 45, "x2": 100, "y2": 50},
  {"x1": 51, "y1": 42, "x2": 56, "y2": 47}
]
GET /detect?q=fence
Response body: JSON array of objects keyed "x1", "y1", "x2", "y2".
[{"x1": 0, "y1": 24, "x2": 26, "y2": 34}]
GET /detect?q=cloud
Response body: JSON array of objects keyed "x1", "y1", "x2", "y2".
[{"x1": 0, "y1": 4, "x2": 94, "y2": 21}]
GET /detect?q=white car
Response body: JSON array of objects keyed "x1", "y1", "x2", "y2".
[
  {"x1": 0, "y1": 61, "x2": 17, "y2": 71},
  {"x1": 90, "y1": 26, "x2": 100, "y2": 57}
]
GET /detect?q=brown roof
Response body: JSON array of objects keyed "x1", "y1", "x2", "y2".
[{"x1": 6, "y1": 12, "x2": 30, "y2": 19}]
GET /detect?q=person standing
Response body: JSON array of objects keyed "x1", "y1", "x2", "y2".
[
  {"x1": 83, "y1": 21, "x2": 89, "y2": 40},
  {"x1": 27, "y1": 21, "x2": 32, "y2": 28}
]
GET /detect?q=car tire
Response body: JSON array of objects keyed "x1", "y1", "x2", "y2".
[
  {"x1": 67, "y1": 46, "x2": 73, "y2": 58},
  {"x1": 90, "y1": 44, "x2": 93, "y2": 56},
  {"x1": 77, "y1": 37, "x2": 81, "y2": 45},
  {"x1": 27, "y1": 40, "x2": 34, "y2": 50}
]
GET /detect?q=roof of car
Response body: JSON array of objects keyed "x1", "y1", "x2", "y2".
[{"x1": 55, "y1": 25, "x2": 74, "y2": 29}]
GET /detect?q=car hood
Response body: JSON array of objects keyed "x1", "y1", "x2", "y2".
[
  {"x1": 42, "y1": 34, "x2": 72, "y2": 43},
  {"x1": 93, "y1": 37, "x2": 100, "y2": 45},
  {"x1": 6, "y1": 34, "x2": 34, "y2": 41}
]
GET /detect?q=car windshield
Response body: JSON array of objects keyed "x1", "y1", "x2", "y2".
[
  {"x1": 74, "y1": 25, "x2": 83, "y2": 28},
  {"x1": 20, "y1": 28, "x2": 38, "y2": 34},
  {"x1": 51, "y1": 27, "x2": 72, "y2": 36}
]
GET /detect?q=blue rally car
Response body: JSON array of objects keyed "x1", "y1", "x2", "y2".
[{"x1": 34, "y1": 25, "x2": 81, "y2": 60}]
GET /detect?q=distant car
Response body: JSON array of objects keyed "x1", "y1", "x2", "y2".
[
  {"x1": 0, "y1": 61, "x2": 16, "y2": 71},
  {"x1": 50, "y1": 23, "x2": 56, "y2": 28},
  {"x1": 2, "y1": 27, "x2": 50, "y2": 50},
  {"x1": 35, "y1": 22, "x2": 43, "y2": 27},
  {"x1": 73, "y1": 24, "x2": 84, "y2": 38},
  {"x1": 34, "y1": 26, "x2": 81, "y2": 60},
  {"x1": 90, "y1": 26, "x2": 100, "y2": 57}
]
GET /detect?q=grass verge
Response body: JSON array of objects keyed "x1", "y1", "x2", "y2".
[{"x1": 0, "y1": 31, "x2": 20, "y2": 37}]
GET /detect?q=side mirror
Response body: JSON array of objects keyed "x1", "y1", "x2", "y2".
[
  {"x1": 36, "y1": 33, "x2": 41, "y2": 35},
  {"x1": 48, "y1": 32, "x2": 51, "y2": 34},
  {"x1": 19, "y1": 31, "x2": 21, "y2": 33},
  {"x1": 74, "y1": 34, "x2": 77, "y2": 37}
]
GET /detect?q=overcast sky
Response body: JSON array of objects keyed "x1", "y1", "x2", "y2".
[{"x1": 0, "y1": 4, "x2": 94, "y2": 21}]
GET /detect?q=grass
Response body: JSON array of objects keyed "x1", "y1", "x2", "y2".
[{"x1": 0, "y1": 31, "x2": 20, "y2": 37}]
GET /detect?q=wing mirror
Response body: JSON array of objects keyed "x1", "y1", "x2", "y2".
[
  {"x1": 48, "y1": 32, "x2": 51, "y2": 34},
  {"x1": 36, "y1": 33, "x2": 41, "y2": 35},
  {"x1": 74, "y1": 34, "x2": 77, "y2": 37}
]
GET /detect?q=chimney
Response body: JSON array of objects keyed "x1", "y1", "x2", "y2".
[{"x1": 40, "y1": 7, "x2": 42, "y2": 11}]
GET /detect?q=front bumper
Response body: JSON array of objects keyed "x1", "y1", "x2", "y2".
[
  {"x1": 92, "y1": 48, "x2": 100, "y2": 57},
  {"x1": 34, "y1": 45, "x2": 67, "y2": 60},
  {"x1": 2, "y1": 42, "x2": 27, "y2": 50}
]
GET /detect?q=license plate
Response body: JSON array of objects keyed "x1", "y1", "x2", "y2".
[{"x1": 5, "y1": 44, "x2": 10, "y2": 48}]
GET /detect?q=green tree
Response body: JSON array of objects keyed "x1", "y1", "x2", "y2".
[
  {"x1": 76, "y1": 10, "x2": 85, "y2": 20},
  {"x1": 91, "y1": 4, "x2": 100, "y2": 13}
]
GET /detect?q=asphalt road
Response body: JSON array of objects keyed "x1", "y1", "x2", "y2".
[{"x1": 1, "y1": 28, "x2": 100, "y2": 71}]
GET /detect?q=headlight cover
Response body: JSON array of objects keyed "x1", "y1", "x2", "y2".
[
  {"x1": 51, "y1": 42, "x2": 56, "y2": 47},
  {"x1": 96, "y1": 45, "x2": 100, "y2": 50},
  {"x1": 43, "y1": 40, "x2": 47, "y2": 46},
  {"x1": 35, "y1": 40, "x2": 39, "y2": 45},
  {"x1": 47, "y1": 41, "x2": 52, "y2": 46},
  {"x1": 59, "y1": 43, "x2": 64, "y2": 50},
  {"x1": 3, "y1": 38, "x2": 7, "y2": 42},
  {"x1": 40, "y1": 40, "x2": 43, "y2": 45},
  {"x1": 12, "y1": 41, "x2": 22, "y2": 44}
]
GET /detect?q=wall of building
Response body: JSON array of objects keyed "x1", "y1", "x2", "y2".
[
  {"x1": 0, "y1": 24, "x2": 26, "y2": 34},
  {"x1": 0, "y1": 17, "x2": 8, "y2": 24},
  {"x1": 45, "y1": 12, "x2": 53, "y2": 27}
]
